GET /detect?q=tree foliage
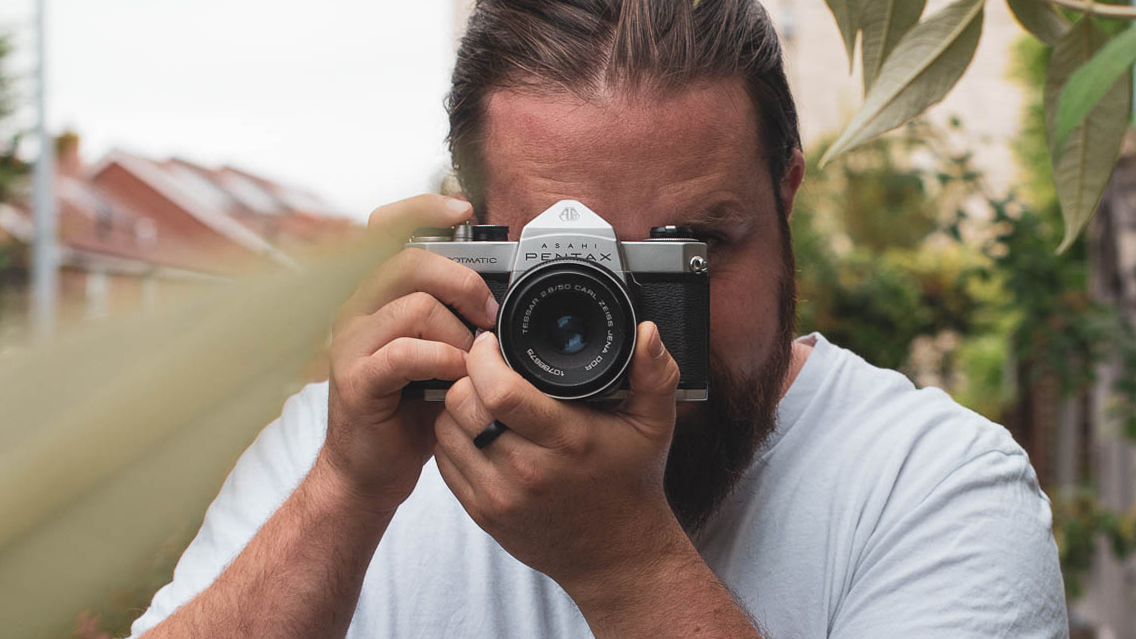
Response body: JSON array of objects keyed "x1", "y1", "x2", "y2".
[
  {"x1": 820, "y1": 0, "x2": 1136, "y2": 253},
  {"x1": 797, "y1": 28, "x2": 1136, "y2": 601}
]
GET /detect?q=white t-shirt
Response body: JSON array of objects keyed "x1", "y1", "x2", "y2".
[{"x1": 129, "y1": 333, "x2": 1068, "y2": 638}]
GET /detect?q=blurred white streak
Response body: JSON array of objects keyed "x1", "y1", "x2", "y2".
[{"x1": 32, "y1": 0, "x2": 58, "y2": 339}]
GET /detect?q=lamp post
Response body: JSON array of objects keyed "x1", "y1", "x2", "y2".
[{"x1": 31, "y1": 0, "x2": 56, "y2": 339}]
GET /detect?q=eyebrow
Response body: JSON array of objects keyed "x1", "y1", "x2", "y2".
[{"x1": 677, "y1": 201, "x2": 751, "y2": 229}]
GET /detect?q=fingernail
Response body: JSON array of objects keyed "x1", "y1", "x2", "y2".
[
  {"x1": 475, "y1": 330, "x2": 494, "y2": 344},
  {"x1": 485, "y1": 296, "x2": 500, "y2": 323},
  {"x1": 445, "y1": 198, "x2": 472, "y2": 214},
  {"x1": 648, "y1": 324, "x2": 664, "y2": 358}
]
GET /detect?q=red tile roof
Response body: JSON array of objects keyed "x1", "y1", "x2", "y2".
[{"x1": 7, "y1": 149, "x2": 360, "y2": 275}]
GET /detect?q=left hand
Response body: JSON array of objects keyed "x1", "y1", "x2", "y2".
[{"x1": 433, "y1": 321, "x2": 687, "y2": 599}]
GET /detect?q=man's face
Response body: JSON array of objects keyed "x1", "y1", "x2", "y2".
[{"x1": 478, "y1": 78, "x2": 797, "y2": 531}]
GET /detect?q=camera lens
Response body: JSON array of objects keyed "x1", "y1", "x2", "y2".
[
  {"x1": 549, "y1": 313, "x2": 588, "y2": 355},
  {"x1": 498, "y1": 259, "x2": 636, "y2": 400}
]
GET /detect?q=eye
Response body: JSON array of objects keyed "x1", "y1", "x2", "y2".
[{"x1": 692, "y1": 229, "x2": 727, "y2": 251}]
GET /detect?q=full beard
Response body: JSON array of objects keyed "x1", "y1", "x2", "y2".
[{"x1": 663, "y1": 230, "x2": 797, "y2": 533}]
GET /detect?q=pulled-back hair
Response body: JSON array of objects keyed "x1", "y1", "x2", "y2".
[{"x1": 446, "y1": 0, "x2": 801, "y2": 215}]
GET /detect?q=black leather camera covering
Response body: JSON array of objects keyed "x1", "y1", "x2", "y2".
[{"x1": 630, "y1": 273, "x2": 710, "y2": 391}]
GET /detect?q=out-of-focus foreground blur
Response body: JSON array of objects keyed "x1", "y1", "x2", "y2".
[{"x1": 2, "y1": 0, "x2": 1136, "y2": 638}]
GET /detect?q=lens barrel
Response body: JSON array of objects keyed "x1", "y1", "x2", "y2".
[{"x1": 498, "y1": 259, "x2": 637, "y2": 400}]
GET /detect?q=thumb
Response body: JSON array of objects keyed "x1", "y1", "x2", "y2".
[{"x1": 620, "y1": 321, "x2": 681, "y2": 437}]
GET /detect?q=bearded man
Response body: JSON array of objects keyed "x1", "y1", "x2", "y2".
[{"x1": 128, "y1": 1, "x2": 1068, "y2": 637}]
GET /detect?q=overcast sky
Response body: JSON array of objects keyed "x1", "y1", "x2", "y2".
[{"x1": 0, "y1": 0, "x2": 456, "y2": 220}]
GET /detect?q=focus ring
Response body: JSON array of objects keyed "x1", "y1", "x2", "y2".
[{"x1": 497, "y1": 258, "x2": 637, "y2": 401}]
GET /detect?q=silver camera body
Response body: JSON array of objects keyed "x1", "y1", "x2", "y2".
[{"x1": 407, "y1": 200, "x2": 710, "y2": 402}]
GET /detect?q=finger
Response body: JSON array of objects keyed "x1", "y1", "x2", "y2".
[
  {"x1": 433, "y1": 405, "x2": 499, "y2": 492},
  {"x1": 343, "y1": 248, "x2": 498, "y2": 328},
  {"x1": 444, "y1": 376, "x2": 496, "y2": 439},
  {"x1": 341, "y1": 292, "x2": 476, "y2": 358},
  {"x1": 464, "y1": 332, "x2": 576, "y2": 450},
  {"x1": 433, "y1": 415, "x2": 476, "y2": 506},
  {"x1": 444, "y1": 377, "x2": 531, "y2": 456},
  {"x1": 359, "y1": 337, "x2": 469, "y2": 397},
  {"x1": 619, "y1": 321, "x2": 680, "y2": 439},
  {"x1": 367, "y1": 193, "x2": 473, "y2": 243}
]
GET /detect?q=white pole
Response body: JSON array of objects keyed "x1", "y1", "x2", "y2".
[{"x1": 31, "y1": 0, "x2": 56, "y2": 339}]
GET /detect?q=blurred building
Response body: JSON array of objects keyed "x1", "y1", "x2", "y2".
[{"x1": 0, "y1": 133, "x2": 358, "y2": 325}]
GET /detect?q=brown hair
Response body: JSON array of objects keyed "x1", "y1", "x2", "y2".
[{"x1": 446, "y1": 0, "x2": 801, "y2": 217}]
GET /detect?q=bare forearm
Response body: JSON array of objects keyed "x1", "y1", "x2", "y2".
[
  {"x1": 143, "y1": 455, "x2": 391, "y2": 639},
  {"x1": 569, "y1": 531, "x2": 764, "y2": 639}
]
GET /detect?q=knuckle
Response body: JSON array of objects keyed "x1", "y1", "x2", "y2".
[
  {"x1": 410, "y1": 192, "x2": 446, "y2": 211},
  {"x1": 444, "y1": 377, "x2": 474, "y2": 415},
  {"x1": 507, "y1": 450, "x2": 544, "y2": 492},
  {"x1": 456, "y1": 267, "x2": 486, "y2": 298},
  {"x1": 387, "y1": 248, "x2": 423, "y2": 283},
  {"x1": 400, "y1": 291, "x2": 438, "y2": 320},
  {"x1": 433, "y1": 413, "x2": 461, "y2": 450},
  {"x1": 367, "y1": 195, "x2": 436, "y2": 230},
  {"x1": 380, "y1": 337, "x2": 417, "y2": 371},
  {"x1": 398, "y1": 246, "x2": 426, "y2": 266},
  {"x1": 481, "y1": 383, "x2": 523, "y2": 416}
]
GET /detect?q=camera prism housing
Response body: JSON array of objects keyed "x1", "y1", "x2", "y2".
[{"x1": 406, "y1": 200, "x2": 709, "y2": 402}]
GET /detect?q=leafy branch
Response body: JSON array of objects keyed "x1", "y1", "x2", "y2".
[
  {"x1": 1033, "y1": 0, "x2": 1136, "y2": 20},
  {"x1": 818, "y1": 0, "x2": 1136, "y2": 253}
]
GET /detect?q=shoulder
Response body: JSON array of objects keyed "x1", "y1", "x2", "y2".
[
  {"x1": 186, "y1": 379, "x2": 331, "y2": 548},
  {"x1": 224, "y1": 381, "x2": 329, "y2": 501},
  {"x1": 264, "y1": 381, "x2": 330, "y2": 471},
  {"x1": 788, "y1": 335, "x2": 1032, "y2": 506},
  {"x1": 772, "y1": 334, "x2": 1056, "y2": 574},
  {"x1": 783, "y1": 336, "x2": 1066, "y2": 636}
]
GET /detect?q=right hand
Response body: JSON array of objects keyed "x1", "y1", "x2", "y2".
[{"x1": 317, "y1": 194, "x2": 499, "y2": 516}]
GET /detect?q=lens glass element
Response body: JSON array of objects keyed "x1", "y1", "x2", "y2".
[
  {"x1": 498, "y1": 259, "x2": 636, "y2": 399},
  {"x1": 549, "y1": 313, "x2": 587, "y2": 355}
]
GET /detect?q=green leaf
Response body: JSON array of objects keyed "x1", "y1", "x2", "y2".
[
  {"x1": 820, "y1": 0, "x2": 984, "y2": 167},
  {"x1": 861, "y1": 0, "x2": 926, "y2": 93},
  {"x1": 826, "y1": 0, "x2": 862, "y2": 70},
  {"x1": 1046, "y1": 18, "x2": 1133, "y2": 254},
  {"x1": 1054, "y1": 26, "x2": 1136, "y2": 153},
  {"x1": 1007, "y1": 0, "x2": 1070, "y2": 47}
]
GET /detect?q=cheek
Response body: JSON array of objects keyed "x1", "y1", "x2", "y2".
[{"x1": 707, "y1": 252, "x2": 784, "y2": 374}]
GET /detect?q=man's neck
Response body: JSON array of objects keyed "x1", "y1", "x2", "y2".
[{"x1": 779, "y1": 340, "x2": 814, "y2": 400}]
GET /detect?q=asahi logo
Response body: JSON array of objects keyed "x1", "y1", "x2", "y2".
[
  {"x1": 559, "y1": 207, "x2": 580, "y2": 222},
  {"x1": 523, "y1": 240, "x2": 612, "y2": 264}
]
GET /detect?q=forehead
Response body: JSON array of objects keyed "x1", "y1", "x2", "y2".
[{"x1": 479, "y1": 78, "x2": 766, "y2": 234}]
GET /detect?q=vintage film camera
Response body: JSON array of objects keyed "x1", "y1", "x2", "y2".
[{"x1": 406, "y1": 200, "x2": 709, "y2": 401}]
